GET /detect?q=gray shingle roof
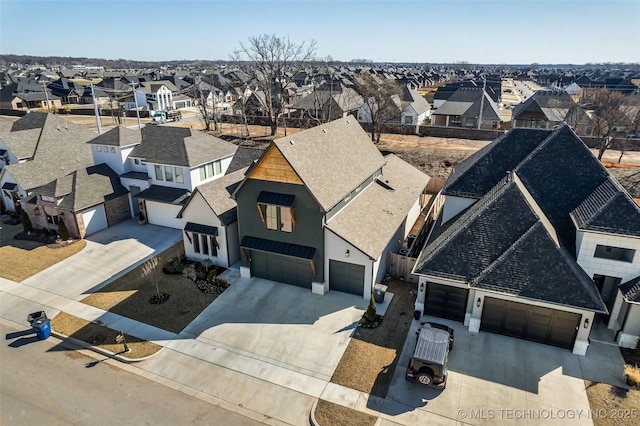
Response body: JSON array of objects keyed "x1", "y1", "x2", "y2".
[
  {"x1": 32, "y1": 163, "x2": 128, "y2": 211},
  {"x1": 87, "y1": 126, "x2": 142, "y2": 147},
  {"x1": 326, "y1": 154, "x2": 429, "y2": 259},
  {"x1": 130, "y1": 126, "x2": 237, "y2": 168},
  {"x1": 178, "y1": 167, "x2": 247, "y2": 226},
  {"x1": 272, "y1": 116, "x2": 385, "y2": 211},
  {"x1": 2, "y1": 113, "x2": 95, "y2": 191},
  {"x1": 571, "y1": 178, "x2": 640, "y2": 237}
]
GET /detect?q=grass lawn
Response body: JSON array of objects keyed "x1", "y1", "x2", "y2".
[
  {"x1": 585, "y1": 381, "x2": 640, "y2": 426},
  {"x1": 0, "y1": 240, "x2": 86, "y2": 282},
  {"x1": 51, "y1": 312, "x2": 162, "y2": 359},
  {"x1": 314, "y1": 400, "x2": 376, "y2": 426},
  {"x1": 81, "y1": 243, "x2": 224, "y2": 334},
  {"x1": 330, "y1": 279, "x2": 415, "y2": 398}
]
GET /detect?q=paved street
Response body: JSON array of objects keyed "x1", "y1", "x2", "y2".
[{"x1": 1, "y1": 321, "x2": 262, "y2": 426}]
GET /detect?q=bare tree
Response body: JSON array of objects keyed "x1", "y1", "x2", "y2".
[
  {"x1": 185, "y1": 77, "x2": 219, "y2": 132},
  {"x1": 231, "y1": 34, "x2": 317, "y2": 136},
  {"x1": 141, "y1": 256, "x2": 163, "y2": 298},
  {"x1": 355, "y1": 73, "x2": 403, "y2": 143},
  {"x1": 590, "y1": 88, "x2": 639, "y2": 160}
]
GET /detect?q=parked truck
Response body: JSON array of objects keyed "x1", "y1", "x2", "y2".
[{"x1": 151, "y1": 109, "x2": 182, "y2": 124}]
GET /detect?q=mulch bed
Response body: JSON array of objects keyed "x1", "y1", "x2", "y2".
[{"x1": 14, "y1": 230, "x2": 78, "y2": 249}]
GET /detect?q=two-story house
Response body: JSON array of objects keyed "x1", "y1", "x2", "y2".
[
  {"x1": 233, "y1": 116, "x2": 429, "y2": 299},
  {"x1": 511, "y1": 90, "x2": 593, "y2": 136},
  {"x1": 412, "y1": 124, "x2": 640, "y2": 355},
  {"x1": 87, "y1": 125, "x2": 237, "y2": 229},
  {"x1": 430, "y1": 87, "x2": 501, "y2": 130}
]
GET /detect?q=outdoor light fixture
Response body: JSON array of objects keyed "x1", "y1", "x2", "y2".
[
  {"x1": 420, "y1": 282, "x2": 424, "y2": 292},
  {"x1": 584, "y1": 318, "x2": 590, "y2": 329},
  {"x1": 345, "y1": 249, "x2": 350, "y2": 258},
  {"x1": 477, "y1": 297, "x2": 482, "y2": 308}
]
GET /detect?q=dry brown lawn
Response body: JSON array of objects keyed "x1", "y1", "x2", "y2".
[
  {"x1": 330, "y1": 279, "x2": 415, "y2": 398},
  {"x1": 51, "y1": 312, "x2": 162, "y2": 359},
  {"x1": 314, "y1": 400, "x2": 377, "y2": 426},
  {"x1": 585, "y1": 381, "x2": 640, "y2": 426},
  {"x1": 0, "y1": 241, "x2": 86, "y2": 282},
  {"x1": 81, "y1": 243, "x2": 222, "y2": 334}
]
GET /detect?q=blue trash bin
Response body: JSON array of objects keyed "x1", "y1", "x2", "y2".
[
  {"x1": 33, "y1": 318, "x2": 51, "y2": 340},
  {"x1": 28, "y1": 311, "x2": 51, "y2": 340}
]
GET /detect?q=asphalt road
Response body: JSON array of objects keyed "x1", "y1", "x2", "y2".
[{"x1": 1, "y1": 322, "x2": 263, "y2": 426}]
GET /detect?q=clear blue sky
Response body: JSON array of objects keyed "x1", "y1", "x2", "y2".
[{"x1": 1, "y1": 0, "x2": 638, "y2": 64}]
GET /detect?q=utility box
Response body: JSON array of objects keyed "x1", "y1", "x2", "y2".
[
  {"x1": 28, "y1": 311, "x2": 51, "y2": 340},
  {"x1": 373, "y1": 284, "x2": 388, "y2": 303}
]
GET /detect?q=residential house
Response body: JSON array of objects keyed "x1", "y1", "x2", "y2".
[
  {"x1": 430, "y1": 87, "x2": 501, "y2": 130},
  {"x1": 357, "y1": 85, "x2": 431, "y2": 132},
  {"x1": 233, "y1": 116, "x2": 429, "y2": 299},
  {"x1": 0, "y1": 113, "x2": 120, "y2": 237},
  {"x1": 87, "y1": 125, "x2": 237, "y2": 229},
  {"x1": 139, "y1": 81, "x2": 179, "y2": 111},
  {"x1": 511, "y1": 90, "x2": 593, "y2": 135},
  {"x1": 289, "y1": 84, "x2": 363, "y2": 123},
  {"x1": 412, "y1": 125, "x2": 640, "y2": 355}
]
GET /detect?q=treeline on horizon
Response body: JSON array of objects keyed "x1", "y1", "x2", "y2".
[{"x1": 1, "y1": 54, "x2": 639, "y2": 70}]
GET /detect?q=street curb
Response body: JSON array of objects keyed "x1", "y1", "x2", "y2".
[
  {"x1": 309, "y1": 399, "x2": 319, "y2": 426},
  {"x1": 51, "y1": 331, "x2": 162, "y2": 363}
]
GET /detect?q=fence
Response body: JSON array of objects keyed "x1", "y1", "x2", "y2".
[{"x1": 386, "y1": 252, "x2": 419, "y2": 284}]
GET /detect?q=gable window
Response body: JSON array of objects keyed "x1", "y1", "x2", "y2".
[
  {"x1": 594, "y1": 244, "x2": 635, "y2": 263},
  {"x1": 155, "y1": 165, "x2": 164, "y2": 181},
  {"x1": 256, "y1": 191, "x2": 296, "y2": 233}
]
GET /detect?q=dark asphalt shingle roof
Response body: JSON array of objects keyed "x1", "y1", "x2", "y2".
[
  {"x1": 240, "y1": 236, "x2": 316, "y2": 260},
  {"x1": 414, "y1": 176, "x2": 606, "y2": 312},
  {"x1": 571, "y1": 178, "x2": 640, "y2": 237},
  {"x1": 184, "y1": 222, "x2": 218, "y2": 236},
  {"x1": 226, "y1": 146, "x2": 266, "y2": 174},
  {"x1": 130, "y1": 126, "x2": 237, "y2": 168},
  {"x1": 619, "y1": 276, "x2": 640, "y2": 304},
  {"x1": 136, "y1": 185, "x2": 190, "y2": 205}
]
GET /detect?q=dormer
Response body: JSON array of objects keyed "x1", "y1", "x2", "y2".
[{"x1": 86, "y1": 126, "x2": 142, "y2": 175}]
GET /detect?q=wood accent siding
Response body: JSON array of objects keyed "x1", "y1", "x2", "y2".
[{"x1": 249, "y1": 146, "x2": 303, "y2": 185}]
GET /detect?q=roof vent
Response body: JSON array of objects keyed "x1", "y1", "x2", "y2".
[
  {"x1": 323, "y1": 129, "x2": 327, "y2": 133},
  {"x1": 347, "y1": 120, "x2": 350, "y2": 124},
  {"x1": 289, "y1": 140, "x2": 295, "y2": 145}
]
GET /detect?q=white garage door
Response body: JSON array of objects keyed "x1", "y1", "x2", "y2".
[
  {"x1": 82, "y1": 205, "x2": 108, "y2": 236},
  {"x1": 146, "y1": 201, "x2": 182, "y2": 229}
]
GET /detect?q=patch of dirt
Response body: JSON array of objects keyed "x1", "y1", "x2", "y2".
[
  {"x1": 52, "y1": 312, "x2": 162, "y2": 359},
  {"x1": 585, "y1": 381, "x2": 640, "y2": 426},
  {"x1": 330, "y1": 279, "x2": 416, "y2": 397},
  {"x1": 314, "y1": 399, "x2": 376, "y2": 426}
]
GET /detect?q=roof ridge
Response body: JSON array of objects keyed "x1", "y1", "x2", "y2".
[
  {"x1": 420, "y1": 176, "x2": 512, "y2": 264},
  {"x1": 472, "y1": 222, "x2": 541, "y2": 286},
  {"x1": 512, "y1": 124, "x2": 564, "y2": 173}
]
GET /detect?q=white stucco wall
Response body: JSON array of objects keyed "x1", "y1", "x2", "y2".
[
  {"x1": 576, "y1": 230, "x2": 640, "y2": 283},
  {"x1": 325, "y1": 229, "x2": 374, "y2": 299},
  {"x1": 145, "y1": 201, "x2": 181, "y2": 229},
  {"x1": 180, "y1": 192, "x2": 234, "y2": 267},
  {"x1": 404, "y1": 196, "x2": 424, "y2": 238},
  {"x1": 441, "y1": 195, "x2": 476, "y2": 224}
]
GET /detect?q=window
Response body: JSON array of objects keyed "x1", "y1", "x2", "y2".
[
  {"x1": 41, "y1": 195, "x2": 55, "y2": 202},
  {"x1": 164, "y1": 166, "x2": 173, "y2": 182},
  {"x1": 198, "y1": 161, "x2": 222, "y2": 181},
  {"x1": 193, "y1": 233, "x2": 200, "y2": 252},
  {"x1": 266, "y1": 205, "x2": 278, "y2": 230},
  {"x1": 199, "y1": 166, "x2": 206, "y2": 180},
  {"x1": 175, "y1": 167, "x2": 183, "y2": 183},
  {"x1": 404, "y1": 116, "x2": 413, "y2": 125},
  {"x1": 46, "y1": 213, "x2": 59, "y2": 225},
  {"x1": 97, "y1": 146, "x2": 102, "y2": 152},
  {"x1": 214, "y1": 160, "x2": 221, "y2": 175},
  {"x1": 201, "y1": 234, "x2": 208, "y2": 255},
  {"x1": 134, "y1": 159, "x2": 140, "y2": 165},
  {"x1": 110, "y1": 147, "x2": 116, "y2": 153},
  {"x1": 594, "y1": 244, "x2": 635, "y2": 263},
  {"x1": 191, "y1": 233, "x2": 218, "y2": 257},
  {"x1": 210, "y1": 236, "x2": 218, "y2": 256},
  {"x1": 155, "y1": 165, "x2": 164, "y2": 181},
  {"x1": 206, "y1": 163, "x2": 214, "y2": 177},
  {"x1": 280, "y1": 207, "x2": 293, "y2": 232}
]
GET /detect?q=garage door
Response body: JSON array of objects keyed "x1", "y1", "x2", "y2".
[
  {"x1": 82, "y1": 205, "x2": 108, "y2": 236},
  {"x1": 250, "y1": 251, "x2": 313, "y2": 289},
  {"x1": 480, "y1": 297, "x2": 580, "y2": 350},
  {"x1": 425, "y1": 283, "x2": 468, "y2": 322},
  {"x1": 329, "y1": 260, "x2": 365, "y2": 296}
]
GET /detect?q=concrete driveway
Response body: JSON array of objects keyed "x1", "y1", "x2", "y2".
[
  {"x1": 382, "y1": 316, "x2": 628, "y2": 425},
  {"x1": 170, "y1": 268, "x2": 369, "y2": 381}
]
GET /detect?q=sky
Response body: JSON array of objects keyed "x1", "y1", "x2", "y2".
[{"x1": 1, "y1": 0, "x2": 639, "y2": 65}]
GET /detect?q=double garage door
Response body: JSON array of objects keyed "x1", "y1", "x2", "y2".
[
  {"x1": 329, "y1": 260, "x2": 365, "y2": 296},
  {"x1": 481, "y1": 297, "x2": 581, "y2": 350},
  {"x1": 250, "y1": 251, "x2": 313, "y2": 289}
]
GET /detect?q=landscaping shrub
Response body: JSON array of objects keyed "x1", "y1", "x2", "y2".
[
  {"x1": 58, "y1": 219, "x2": 69, "y2": 240},
  {"x1": 364, "y1": 294, "x2": 377, "y2": 322},
  {"x1": 20, "y1": 210, "x2": 32, "y2": 233}
]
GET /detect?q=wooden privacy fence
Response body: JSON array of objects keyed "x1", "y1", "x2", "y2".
[{"x1": 386, "y1": 252, "x2": 418, "y2": 284}]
